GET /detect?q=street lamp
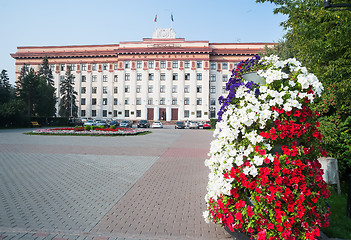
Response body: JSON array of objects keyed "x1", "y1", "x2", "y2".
[{"x1": 324, "y1": 0, "x2": 351, "y2": 10}]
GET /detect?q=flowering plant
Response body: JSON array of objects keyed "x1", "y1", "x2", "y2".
[
  {"x1": 29, "y1": 127, "x2": 149, "y2": 136},
  {"x1": 204, "y1": 55, "x2": 330, "y2": 240}
]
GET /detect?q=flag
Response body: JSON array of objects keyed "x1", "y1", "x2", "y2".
[
  {"x1": 171, "y1": 11, "x2": 174, "y2": 22},
  {"x1": 154, "y1": 14, "x2": 157, "y2": 22}
]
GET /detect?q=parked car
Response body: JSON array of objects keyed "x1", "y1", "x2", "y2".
[
  {"x1": 184, "y1": 120, "x2": 190, "y2": 128},
  {"x1": 83, "y1": 120, "x2": 95, "y2": 127},
  {"x1": 203, "y1": 121, "x2": 211, "y2": 129},
  {"x1": 137, "y1": 120, "x2": 150, "y2": 128},
  {"x1": 152, "y1": 121, "x2": 163, "y2": 128},
  {"x1": 197, "y1": 121, "x2": 204, "y2": 129},
  {"x1": 109, "y1": 120, "x2": 119, "y2": 127},
  {"x1": 95, "y1": 120, "x2": 109, "y2": 128},
  {"x1": 120, "y1": 120, "x2": 133, "y2": 128},
  {"x1": 175, "y1": 121, "x2": 185, "y2": 129},
  {"x1": 68, "y1": 118, "x2": 83, "y2": 126},
  {"x1": 189, "y1": 121, "x2": 198, "y2": 129}
]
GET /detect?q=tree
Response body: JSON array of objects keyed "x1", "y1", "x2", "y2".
[
  {"x1": 16, "y1": 65, "x2": 40, "y2": 119},
  {"x1": 59, "y1": 66, "x2": 77, "y2": 117},
  {"x1": 38, "y1": 56, "x2": 54, "y2": 86},
  {"x1": 0, "y1": 69, "x2": 11, "y2": 104}
]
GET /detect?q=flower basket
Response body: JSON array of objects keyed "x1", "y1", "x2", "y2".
[{"x1": 204, "y1": 55, "x2": 330, "y2": 240}]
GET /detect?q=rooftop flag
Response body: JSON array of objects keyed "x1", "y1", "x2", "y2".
[
  {"x1": 171, "y1": 11, "x2": 174, "y2": 22},
  {"x1": 154, "y1": 14, "x2": 157, "y2": 22}
]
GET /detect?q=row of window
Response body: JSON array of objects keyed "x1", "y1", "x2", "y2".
[
  {"x1": 51, "y1": 61, "x2": 232, "y2": 72},
  {"x1": 81, "y1": 85, "x2": 227, "y2": 94},
  {"x1": 81, "y1": 109, "x2": 204, "y2": 118},
  {"x1": 80, "y1": 97, "x2": 209, "y2": 106}
]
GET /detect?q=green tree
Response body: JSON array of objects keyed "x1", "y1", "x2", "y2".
[
  {"x1": 256, "y1": 0, "x2": 351, "y2": 178},
  {"x1": 0, "y1": 69, "x2": 11, "y2": 104},
  {"x1": 38, "y1": 56, "x2": 54, "y2": 86},
  {"x1": 16, "y1": 65, "x2": 40, "y2": 119},
  {"x1": 59, "y1": 66, "x2": 77, "y2": 117}
]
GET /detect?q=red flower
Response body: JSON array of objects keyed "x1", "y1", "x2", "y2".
[
  {"x1": 276, "y1": 225, "x2": 283, "y2": 232},
  {"x1": 259, "y1": 149, "x2": 266, "y2": 156},
  {"x1": 294, "y1": 110, "x2": 301, "y2": 117}
]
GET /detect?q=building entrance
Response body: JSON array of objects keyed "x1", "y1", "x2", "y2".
[
  {"x1": 159, "y1": 108, "x2": 166, "y2": 121},
  {"x1": 147, "y1": 108, "x2": 154, "y2": 120}
]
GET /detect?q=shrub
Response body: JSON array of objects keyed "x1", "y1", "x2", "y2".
[
  {"x1": 84, "y1": 125, "x2": 91, "y2": 131},
  {"x1": 210, "y1": 118, "x2": 218, "y2": 129},
  {"x1": 110, "y1": 125, "x2": 116, "y2": 129}
]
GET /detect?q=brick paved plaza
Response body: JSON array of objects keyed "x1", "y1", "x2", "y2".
[{"x1": 0, "y1": 127, "x2": 231, "y2": 240}]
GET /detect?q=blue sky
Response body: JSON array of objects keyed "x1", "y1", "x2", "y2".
[{"x1": 0, "y1": 0, "x2": 286, "y2": 85}]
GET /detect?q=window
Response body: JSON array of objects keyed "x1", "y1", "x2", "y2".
[
  {"x1": 185, "y1": 73, "x2": 190, "y2": 80},
  {"x1": 197, "y1": 85, "x2": 202, "y2": 93},
  {"x1": 160, "y1": 61, "x2": 166, "y2": 69},
  {"x1": 124, "y1": 61, "x2": 130, "y2": 69},
  {"x1": 50, "y1": 64, "x2": 55, "y2": 71},
  {"x1": 210, "y1": 86, "x2": 216, "y2": 93},
  {"x1": 172, "y1": 98, "x2": 177, "y2": 105},
  {"x1": 81, "y1": 64, "x2": 86, "y2": 71},
  {"x1": 136, "y1": 85, "x2": 141, "y2": 93},
  {"x1": 92, "y1": 75, "x2": 97, "y2": 82},
  {"x1": 184, "y1": 85, "x2": 190, "y2": 93},
  {"x1": 92, "y1": 64, "x2": 97, "y2": 71},
  {"x1": 184, "y1": 98, "x2": 190, "y2": 105},
  {"x1": 222, "y1": 86, "x2": 227, "y2": 93},
  {"x1": 184, "y1": 61, "x2": 190, "y2": 69},
  {"x1": 222, "y1": 75, "x2": 228, "y2": 82},
  {"x1": 160, "y1": 98, "x2": 165, "y2": 105},
  {"x1": 114, "y1": 110, "x2": 118, "y2": 117},
  {"x1": 60, "y1": 64, "x2": 65, "y2": 71},
  {"x1": 172, "y1": 61, "x2": 178, "y2": 69},
  {"x1": 70, "y1": 64, "x2": 76, "y2": 71},
  {"x1": 197, "y1": 98, "x2": 202, "y2": 105},
  {"x1": 103, "y1": 110, "x2": 107, "y2": 117},
  {"x1": 114, "y1": 75, "x2": 118, "y2": 82},
  {"x1": 125, "y1": 110, "x2": 129, "y2": 117},
  {"x1": 136, "y1": 110, "x2": 141, "y2": 117},
  {"x1": 148, "y1": 73, "x2": 154, "y2": 81},
  {"x1": 160, "y1": 73, "x2": 166, "y2": 81},
  {"x1": 148, "y1": 85, "x2": 153, "y2": 93},
  {"x1": 197, "y1": 110, "x2": 202, "y2": 118},
  {"x1": 103, "y1": 63, "x2": 108, "y2": 71},
  {"x1": 114, "y1": 87, "x2": 118, "y2": 94},
  {"x1": 172, "y1": 85, "x2": 177, "y2": 93},
  {"x1": 222, "y1": 62, "x2": 228, "y2": 70},
  {"x1": 81, "y1": 75, "x2": 86, "y2": 82},
  {"x1": 60, "y1": 76, "x2": 65, "y2": 82},
  {"x1": 210, "y1": 62, "x2": 216, "y2": 70},
  {"x1": 103, "y1": 98, "x2": 107, "y2": 105},
  {"x1": 81, "y1": 110, "x2": 86, "y2": 117},
  {"x1": 136, "y1": 98, "x2": 141, "y2": 105},
  {"x1": 103, "y1": 86, "x2": 107, "y2": 94},
  {"x1": 196, "y1": 61, "x2": 202, "y2": 68},
  {"x1": 92, "y1": 87, "x2": 97, "y2": 94},
  {"x1": 114, "y1": 63, "x2": 118, "y2": 70},
  {"x1": 103, "y1": 75, "x2": 108, "y2": 82},
  {"x1": 172, "y1": 73, "x2": 178, "y2": 81},
  {"x1": 210, "y1": 110, "x2": 216, "y2": 119},
  {"x1": 210, "y1": 74, "x2": 216, "y2": 82},
  {"x1": 81, "y1": 98, "x2": 86, "y2": 105},
  {"x1": 210, "y1": 98, "x2": 216, "y2": 105},
  {"x1": 137, "y1": 73, "x2": 142, "y2": 81},
  {"x1": 148, "y1": 98, "x2": 153, "y2": 105},
  {"x1": 92, "y1": 98, "x2": 97, "y2": 105},
  {"x1": 71, "y1": 76, "x2": 76, "y2": 83},
  {"x1": 81, "y1": 87, "x2": 86, "y2": 94},
  {"x1": 125, "y1": 98, "x2": 129, "y2": 105},
  {"x1": 148, "y1": 61, "x2": 154, "y2": 69},
  {"x1": 125, "y1": 73, "x2": 130, "y2": 81},
  {"x1": 137, "y1": 61, "x2": 142, "y2": 69},
  {"x1": 114, "y1": 98, "x2": 118, "y2": 105},
  {"x1": 160, "y1": 85, "x2": 165, "y2": 93},
  {"x1": 125, "y1": 85, "x2": 130, "y2": 93},
  {"x1": 196, "y1": 73, "x2": 202, "y2": 81},
  {"x1": 92, "y1": 110, "x2": 96, "y2": 117},
  {"x1": 184, "y1": 110, "x2": 190, "y2": 118}
]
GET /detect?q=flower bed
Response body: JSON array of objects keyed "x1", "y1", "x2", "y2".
[
  {"x1": 27, "y1": 127, "x2": 150, "y2": 136},
  {"x1": 204, "y1": 55, "x2": 330, "y2": 240}
]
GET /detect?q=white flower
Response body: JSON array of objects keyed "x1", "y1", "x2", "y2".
[{"x1": 253, "y1": 155, "x2": 264, "y2": 166}]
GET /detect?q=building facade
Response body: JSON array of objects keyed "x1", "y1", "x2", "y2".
[{"x1": 11, "y1": 29, "x2": 272, "y2": 121}]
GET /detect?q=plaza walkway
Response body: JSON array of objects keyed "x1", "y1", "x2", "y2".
[{"x1": 0, "y1": 128, "x2": 230, "y2": 240}]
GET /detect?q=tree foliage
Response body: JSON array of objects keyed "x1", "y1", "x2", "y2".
[
  {"x1": 0, "y1": 69, "x2": 11, "y2": 104},
  {"x1": 38, "y1": 56, "x2": 54, "y2": 86},
  {"x1": 59, "y1": 66, "x2": 77, "y2": 118}
]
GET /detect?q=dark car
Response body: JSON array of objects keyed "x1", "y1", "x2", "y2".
[
  {"x1": 120, "y1": 120, "x2": 133, "y2": 128},
  {"x1": 175, "y1": 121, "x2": 185, "y2": 129},
  {"x1": 109, "y1": 120, "x2": 119, "y2": 127},
  {"x1": 137, "y1": 120, "x2": 150, "y2": 128}
]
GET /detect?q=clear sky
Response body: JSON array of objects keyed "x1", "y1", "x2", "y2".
[{"x1": 0, "y1": 0, "x2": 286, "y2": 85}]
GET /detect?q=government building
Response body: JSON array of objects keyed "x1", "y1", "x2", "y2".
[{"x1": 11, "y1": 29, "x2": 271, "y2": 121}]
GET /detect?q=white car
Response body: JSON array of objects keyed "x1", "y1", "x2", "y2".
[
  {"x1": 83, "y1": 120, "x2": 95, "y2": 126},
  {"x1": 152, "y1": 121, "x2": 163, "y2": 128}
]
